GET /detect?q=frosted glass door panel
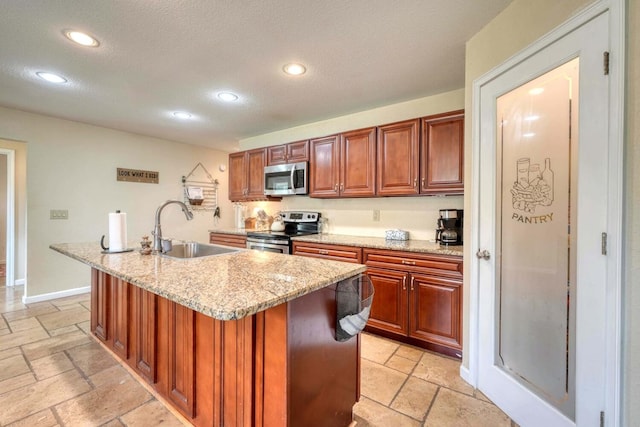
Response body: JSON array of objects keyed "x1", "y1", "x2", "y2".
[{"x1": 496, "y1": 58, "x2": 578, "y2": 420}]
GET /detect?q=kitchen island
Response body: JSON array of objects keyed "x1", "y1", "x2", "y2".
[{"x1": 50, "y1": 243, "x2": 367, "y2": 427}]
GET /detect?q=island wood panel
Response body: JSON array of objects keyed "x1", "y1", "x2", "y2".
[
  {"x1": 90, "y1": 268, "x2": 360, "y2": 426},
  {"x1": 91, "y1": 269, "x2": 110, "y2": 342},
  {"x1": 131, "y1": 286, "x2": 157, "y2": 384},
  {"x1": 111, "y1": 277, "x2": 129, "y2": 359}
]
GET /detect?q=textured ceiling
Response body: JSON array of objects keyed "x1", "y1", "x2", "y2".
[{"x1": 0, "y1": 0, "x2": 512, "y2": 152}]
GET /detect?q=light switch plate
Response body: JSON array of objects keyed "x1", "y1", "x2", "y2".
[{"x1": 50, "y1": 209, "x2": 69, "y2": 220}]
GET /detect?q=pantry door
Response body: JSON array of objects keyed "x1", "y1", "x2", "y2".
[{"x1": 473, "y1": 9, "x2": 618, "y2": 427}]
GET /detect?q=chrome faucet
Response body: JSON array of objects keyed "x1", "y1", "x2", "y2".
[{"x1": 152, "y1": 200, "x2": 194, "y2": 252}]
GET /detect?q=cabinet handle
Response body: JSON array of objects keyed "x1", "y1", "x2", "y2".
[
  {"x1": 401, "y1": 260, "x2": 416, "y2": 265},
  {"x1": 410, "y1": 276, "x2": 415, "y2": 291},
  {"x1": 340, "y1": 183, "x2": 344, "y2": 191},
  {"x1": 421, "y1": 178, "x2": 425, "y2": 188},
  {"x1": 318, "y1": 249, "x2": 329, "y2": 255},
  {"x1": 402, "y1": 276, "x2": 407, "y2": 291},
  {"x1": 334, "y1": 184, "x2": 338, "y2": 192},
  {"x1": 413, "y1": 178, "x2": 417, "y2": 187}
]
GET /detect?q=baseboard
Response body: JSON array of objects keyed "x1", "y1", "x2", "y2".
[
  {"x1": 459, "y1": 365, "x2": 473, "y2": 386},
  {"x1": 22, "y1": 286, "x2": 90, "y2": 304}
]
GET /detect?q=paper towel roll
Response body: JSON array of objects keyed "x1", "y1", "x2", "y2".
[{"x1": 108, "y1": 211, "x2": 127, "y2": 252}]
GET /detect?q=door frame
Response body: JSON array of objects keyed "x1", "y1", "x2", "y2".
[
  {"x1": 464, "y1": 0, "x2": 624, "y2": 424},
  {"x1": 0, "y1": 148, "x2": 15, "y2": 288}
]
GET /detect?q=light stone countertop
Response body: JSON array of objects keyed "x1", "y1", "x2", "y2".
[
  {"x1": 208, "y1": 229, "x2": 463, "y2": 257},
  {"x1": 291, "y1": 234, "x2": 463, "y2": 257},
  {"x1": 50, "y1": 242, "x2": 366, "y2": 321}
]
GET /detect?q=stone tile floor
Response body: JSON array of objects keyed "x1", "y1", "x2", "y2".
[{"x1": 1, "y1": 283, "x2": 514, "y2": 426}]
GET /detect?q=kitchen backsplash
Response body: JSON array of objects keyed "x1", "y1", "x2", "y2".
[{"x1": 235, "y1": 196, "x2": 464, "y2": 241}]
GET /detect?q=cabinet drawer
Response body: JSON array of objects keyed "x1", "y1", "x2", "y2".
[
  {"x1": 292, "y1": 242, "x2": 362, "y2": 263},
  {"x1": 209, "y1": 233, "x2": 247, "y2": 249},
  {"x1": 363, "y1": 249, "x2": 462, "y2": 279}
]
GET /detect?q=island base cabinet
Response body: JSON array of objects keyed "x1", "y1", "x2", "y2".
[{"x1": 90, "y1": 268, "x2": 359, "y2": 426}]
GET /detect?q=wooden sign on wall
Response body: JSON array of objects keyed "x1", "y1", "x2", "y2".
[{"x1": 117, "y1": 168, "x2": 159, "y2": 184}]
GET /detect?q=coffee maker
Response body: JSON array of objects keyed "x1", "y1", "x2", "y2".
[{"x1": 435, "y1": 209, "x2": 463, "y2": 246}]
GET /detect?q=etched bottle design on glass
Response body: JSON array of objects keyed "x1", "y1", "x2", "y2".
[{"x1": 540, "y1": 157, "x2": 554, "y2": 206}]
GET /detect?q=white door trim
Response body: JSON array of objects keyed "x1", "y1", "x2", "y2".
[
  {"x1": 0, "y1": 148, "x2": 16, "y2": 288},
  {"x1": 465, "y1": 0, "x2": 624, "y2": 425}
]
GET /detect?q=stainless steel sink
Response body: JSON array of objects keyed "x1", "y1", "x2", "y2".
[{"x1": 161, "y1": 242, "x2": 240, "y2": 259}]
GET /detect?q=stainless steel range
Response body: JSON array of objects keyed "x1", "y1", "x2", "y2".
[{"x1": 246, "y1": 211, "x2": 320, "y2": 254}]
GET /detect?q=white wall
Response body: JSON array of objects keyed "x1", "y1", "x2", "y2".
[
  {"x1": 239, "y1": 88, "x2": 465, "y2": 239},
  {"x1": 0, "y1": 106, "x2": 234, "y2": 299}
]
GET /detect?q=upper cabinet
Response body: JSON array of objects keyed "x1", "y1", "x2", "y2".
[
  {"x1": 309, "y1": 128, "x2": 376, "y2": 198},
  {"x1": 228, "y1": 148, "x2": 271, "y2": 202},
  {"x1": 377, "y1": 119, "x2": 420, "y2": 196},
  {"x1": 420, "y1": 110, "x2": 464, "y2": 194},
  {"x1": 266, "y1": 140, "x2": 309, "y2": 166},
  {"x1": 228, "y1": 110, "x2": 464, "y2": 201}
]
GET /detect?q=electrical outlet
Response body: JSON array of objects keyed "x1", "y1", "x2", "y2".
[
  {"x1": 372, "y1": 210, "x2": 380, "y2": 222},
  {"x1": 50, "y1": 209, "x2": 69, "y2": 220}
]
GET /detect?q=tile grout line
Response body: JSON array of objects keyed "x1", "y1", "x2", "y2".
[{"x1": 422, "y1": 386, "x2": 441, "y2": 424}]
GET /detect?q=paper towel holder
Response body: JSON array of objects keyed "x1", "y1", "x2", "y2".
[{"x1": 100, "y1": 235, "x2": 133, "y2": 254}]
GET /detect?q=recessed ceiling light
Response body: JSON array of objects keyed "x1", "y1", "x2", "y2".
[
  {"x1": 64, "y1": 30, "x2": 100, "y2": 47},
  {"x1": 217, "y1": 92, "x2": 239, "y2": 102},
  {"x1": 529, "y1": 88, "x2": 544, "y2": 95},
  {"x1": 283, "y1": 63, "x2": 306, "y2": 76},
  {"x1": 523, "y1": 132, "x2": 536, "y2": 138},
  {"x1": 36, "y1": 72, "x2": 67, "y2": 84},
  {"x1": 524, "y1": 115, "x2": 540, "y2": 121},
  {"x1": 172, "y1": 111, "x2": 192, "y2": 119}
]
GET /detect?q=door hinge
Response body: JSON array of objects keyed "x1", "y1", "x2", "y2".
[
  {"x1": 600, "y1": 410, "x2": 605, "y2": 427},
  {"x1": 603, "y1": 51, "x2": 610, "y2": 75},
  {"x1": 602, "y1": 232, "x2": 608, "y2": 255}
]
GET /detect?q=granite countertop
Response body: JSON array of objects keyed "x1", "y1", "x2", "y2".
[
  {"x1": 291, "y1": 234, "x2": 463, "y2": 257},
  {"x1": 50, "y1": 242, "x2": 365, "y2": 321}
]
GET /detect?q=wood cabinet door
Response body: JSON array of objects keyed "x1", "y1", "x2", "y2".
[
  {"x1": 111, "y1": 277, "x2": 129, "y2": 359},
  {"x1": 376, "y1": 119, "x2": 420, "y2": 195},
  {"x1": 365, "y1": 268, "x2": 409, "y2": 336},
  {"x1": 267, "y1": 144, "x2": 287, "y2": 165},
  {"x1": 167, "y1": 301, "x2": 196, "y2": 417},
  {"x1": 228, "y1": 152, "x2": 247, "y2": 201},
  {"x1": 286, "y1": 140, "x2": 309, "y2": 163},
  {"x1": 340, "y1": 127, "x2": 376, "y2": 197},
  {"x1": 91, "y1": 269, "x2": 110, "y2": 343},
  {"x1": 132, "y1": 286, "x2": 157, "y2": 384},
  {"x1": 292, "y1": 242, "x2": 362, "y2": 263},
  {"x1": 246, "y1": 148, "x2": 266, "y2": 199},
  {"x1": 309, "y1": 135, "x2": 340, "y2": 197},
  {"x1": 408, "y1": 273, "x2": 462, "y2": 352},
  {"x1": 421, "y1": 111, "x2": 464, "y2": 194}
]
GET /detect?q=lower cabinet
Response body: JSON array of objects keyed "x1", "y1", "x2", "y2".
[
  {"x1": 363, "y1": 249, "x2": 463, "y2": 358},
  {"x1": 209, "y1": 232, "x2": 247, "y2": 248}
]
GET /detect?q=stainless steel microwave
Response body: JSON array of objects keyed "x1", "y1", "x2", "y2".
[{"x1": 264, "y1": 161, "x2": 308, "y2": 196}]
